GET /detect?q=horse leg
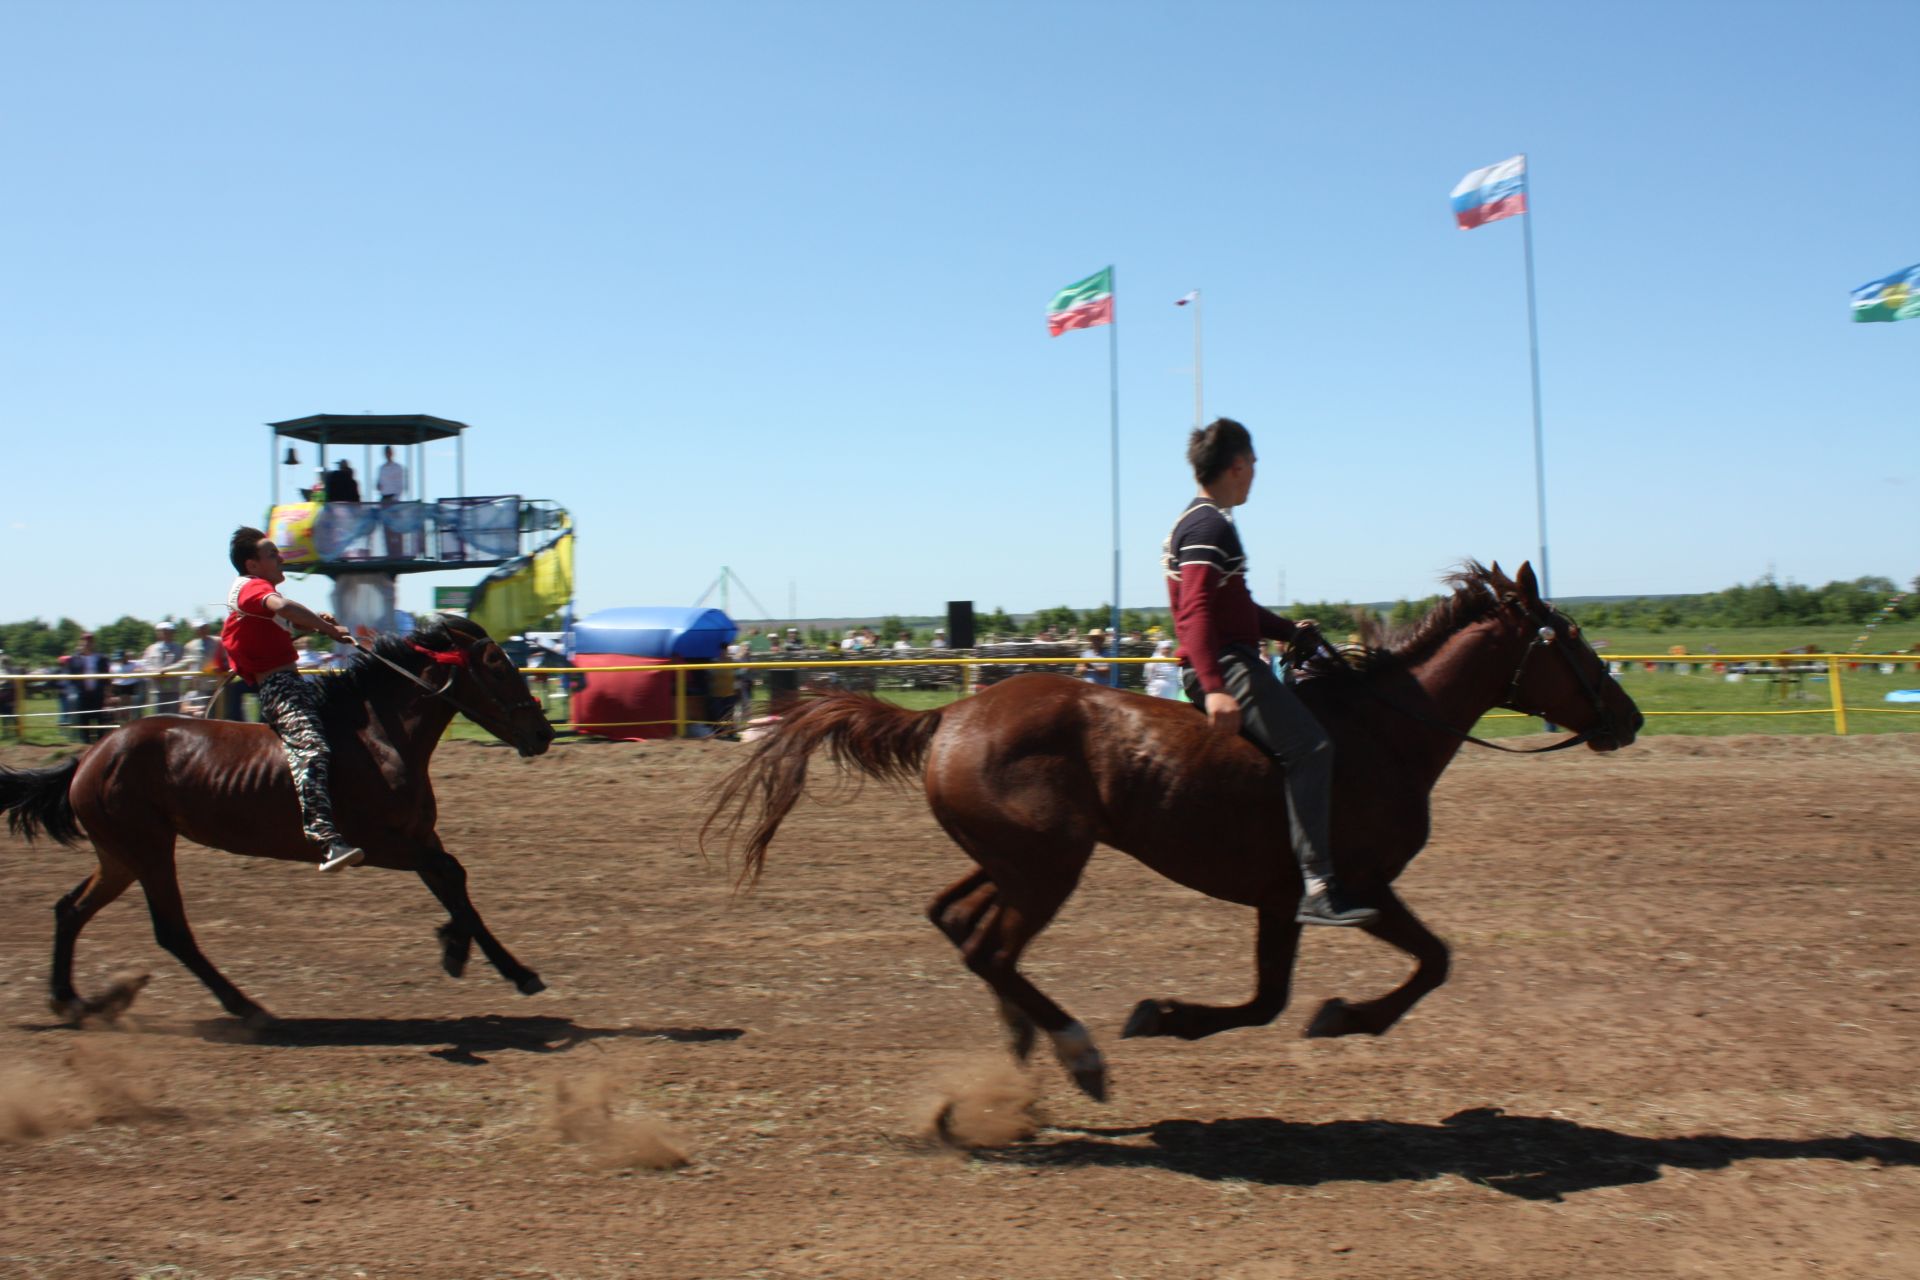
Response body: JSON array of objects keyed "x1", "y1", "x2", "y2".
[
  {"x1": 956, "y1": 883, "x2": 1109, "y2": 1101},
  {"x1": 1121, "y1": 906, "x2": 1303, "y2": 1041},
  {"x1": 136, "y1": 857, "x2": 274, "y2": 1027},
  {"x1": 414, "y1": 848, "x2": 544, "y2": 996},
  {"x1": 926, "y1": 868, "x2": 1035, "y2": 1061},
  {"x1": 49, "y1": 864, "x2": 143, "y2": 1022},
  {"x1": 1305, "y1": 887, "x2": 1450, "y2": 1038}
]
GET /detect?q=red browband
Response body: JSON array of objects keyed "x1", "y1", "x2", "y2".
[{"x1": 408, "y1": 643, "x2": 469, "y2": 667}]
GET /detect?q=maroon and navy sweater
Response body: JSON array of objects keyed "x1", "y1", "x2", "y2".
[{"x1": 1161, "y1": 498, "x2": 1299, "y2": 695}]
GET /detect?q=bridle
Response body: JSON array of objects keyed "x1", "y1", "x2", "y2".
[
  {"x1": 1479, "y1": 607, "x2": 1619, "y2": 753},
  {"x1": 1333, "y1": 604, "x2": 1620, "y2": 755},
  {"x1": 355, "y1": 635, "x2": 541, "y2": 733}
]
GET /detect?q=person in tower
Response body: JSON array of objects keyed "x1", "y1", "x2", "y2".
[
  {"x1": 1161, "y1": 417, "x2": 1378, "y2": 928},
  {"x1": 222, "y1": 526, "x2": 365, "y2": 873}
]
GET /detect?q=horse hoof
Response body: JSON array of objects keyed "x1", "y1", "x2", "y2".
[
  {"x1": 1071, "y1": 1066, "x2": 1109, "y2": 1103},
  {"x1": 516, "y1": 973, "x2": 546, "y2": 996},
  {"x1": 1305, "y1": 997, "x2": 1371, "y2": 1039},
  {"x1": 1122, "y1": 999, "x2": 1169, "y2": 1039}
]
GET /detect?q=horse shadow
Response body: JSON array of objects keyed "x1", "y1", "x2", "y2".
[
  {"x1": 982, "y1": 1107, "x2": 1920, "y2": 1202},
  {"x1": 188, "y1": 1014, "x2": 745, "y2": 1065}
]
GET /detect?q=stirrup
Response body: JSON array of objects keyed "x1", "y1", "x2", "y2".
[{"x1": 318, "y1": 843, "x2": 366, "y2": 873}]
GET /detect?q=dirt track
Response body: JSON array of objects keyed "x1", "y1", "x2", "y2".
[{"x1": 1, "y1": 730, "x2": 1916, "y2": 1279}]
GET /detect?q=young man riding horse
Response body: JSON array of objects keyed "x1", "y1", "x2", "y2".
[
  {"x1": 1162, "y1": 418, "x2": 1376, "y2": 927},
  {"x1": 224, "y1": 526, "x2": 364, "y2": 873}
]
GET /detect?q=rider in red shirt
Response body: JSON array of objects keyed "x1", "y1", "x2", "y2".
[
  {"x1": 224, "y1": 527, "x2": 364, "y2": 873},
  {"x1": 1162, "y1": 419, "x2": 1376, "y2": 927}
]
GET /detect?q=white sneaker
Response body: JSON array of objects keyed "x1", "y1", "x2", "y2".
[{"x1": 318, "y1": 842, "x2": 366, "y2": 873}]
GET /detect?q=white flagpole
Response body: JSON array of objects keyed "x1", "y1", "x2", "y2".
[
  {"x1": 1108, "y1": 266, "x2": 1122, "y2": 685},
  {"x1": 1519, "y1": 155, "x2": 1550, "y2": 598},
  {"x1": 1177, "y1": 290, "x2": 1205, "y2": 428},
  {"x1": 1192, "y1": 289, "x2": 1204, "y2": 429}
]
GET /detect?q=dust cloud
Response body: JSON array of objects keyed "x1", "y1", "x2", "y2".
[
  {"x1": 919, "y1": 1058, "x2": 1039, "y2": 1149},
  {"x1": 0, "y1": 1039, "x2": 164, "y2": 1144},
  {"x1": 545, "y1": 1072, "x2": 691, "y2": 1170}
]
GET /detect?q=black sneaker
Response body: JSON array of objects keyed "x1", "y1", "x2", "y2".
[
  {"x1": 318, "y1": 842, "x2": 366, "y2": 873},
  {"x1": 1296, "y1": 885, "x2": 1379, "y2": 928}
]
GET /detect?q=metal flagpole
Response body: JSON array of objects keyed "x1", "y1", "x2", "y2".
[
  {"x1": 1519, "y1": 154, "x2": 1550, "y2": 598},
  {"x1": 1192, "y1": 289, "x2": 1204, "y2": 429},
  {"x1": 1107, "y1": 265, "x2": 1122, "y2": 685}
]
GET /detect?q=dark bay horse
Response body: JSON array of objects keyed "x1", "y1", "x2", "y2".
[
  {"x1": 707, "y1": 562, "x2": 1642, "y2": 1101},
  {"x1": 1, "y1": 614, "x2": 555, "y2": 1026}
]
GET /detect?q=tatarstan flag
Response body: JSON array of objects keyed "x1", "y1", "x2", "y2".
[
  {"x1": 1047, "y1": 267, "x2": 1114, "y2": 336},
  {"x1": 1851, "y1": 264, "x2": 1920, "y2": 323}
]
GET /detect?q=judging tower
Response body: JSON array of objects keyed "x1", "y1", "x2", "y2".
[{"x1": 265, "y1": 413, "x2": 571, "y2": 637}]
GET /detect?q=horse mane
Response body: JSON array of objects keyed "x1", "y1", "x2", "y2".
[
  {"x1": 314, "y1": 613, "x2": 490, "y2": 717},
  {"x1": 1295, "y1": 561, "x2": 1514, "y2": 681}
]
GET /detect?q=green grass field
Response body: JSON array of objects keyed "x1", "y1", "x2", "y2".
[{"x1": 1579, "y1": 621, "x2": 1920, "y2": 655}]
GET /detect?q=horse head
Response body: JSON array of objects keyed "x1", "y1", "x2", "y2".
[
  {"x1": 1489, "y1": 562, "x2": 1643, "y2": 751},
  {"x1": 412, "y1": 616, "x2": 556, "y2": 759}
]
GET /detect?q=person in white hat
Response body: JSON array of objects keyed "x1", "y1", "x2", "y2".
[
  {"x1": 1076, "y1": 628, "x2": 1111, "y2": 684},
  {"x1": 139, "y1": 621, "x2": 188, "y2": 715}
]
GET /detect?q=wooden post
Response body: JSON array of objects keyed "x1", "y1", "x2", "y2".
[{"x1": 674, "y1": 666, "x2": 687, "y2": 739}]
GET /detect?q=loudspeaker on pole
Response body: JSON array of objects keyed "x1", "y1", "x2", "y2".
[{"x1": 945, "y1": 601, "x2": 975, "y2": 649}]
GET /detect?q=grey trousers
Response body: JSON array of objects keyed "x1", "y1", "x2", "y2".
[{"x1": 1184, "y1": 645, "x2": 1336, "y2": 883}]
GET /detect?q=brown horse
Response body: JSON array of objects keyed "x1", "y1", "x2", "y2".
[
  {"x1": 1, "y1": 614, "x2": 555, "y2": 1026},
  {"x1": 706, "y1": 562, "x2": 1642, "y2": 1101}
]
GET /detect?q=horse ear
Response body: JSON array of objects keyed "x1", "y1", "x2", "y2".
[
  {"x1": 1487, "y1": 561, "x2": 1512, "y2": 594},
  {"x1": 1516, "y1": 561, "x2": 1540, "y2": 602}
]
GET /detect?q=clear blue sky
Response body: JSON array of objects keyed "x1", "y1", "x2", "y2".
[{"x1": 4, "y1": 1, "x2": 1914, "y2": 629}]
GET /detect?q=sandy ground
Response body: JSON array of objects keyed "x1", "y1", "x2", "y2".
[{"x1": 0, "y1": 729, "x2": 1915, "y2": 1280}]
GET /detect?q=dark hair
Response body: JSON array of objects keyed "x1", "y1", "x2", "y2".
[
  {"x1": 1187, "y1": 417, "x2": 1253, "y2": 484},
  {"x1": 230, "y1": 526, "x2": 269, "y2": 574}
]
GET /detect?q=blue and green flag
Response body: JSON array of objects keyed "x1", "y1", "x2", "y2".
[{"x1": 1851, "y1": 264, "x2": 1920, "y2": 323}]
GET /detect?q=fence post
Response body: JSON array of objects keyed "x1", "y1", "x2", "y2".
[
  {"x1": 1827, "y1": 656, "x2": 1847, "y2": 736},
  {"x1": 674, "y1": 666, "x2": 687, "y2": 739}
]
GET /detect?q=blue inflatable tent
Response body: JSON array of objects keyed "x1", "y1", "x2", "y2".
[{"x1": 569, "y1": 607, "x2": 739, "y2": 740}]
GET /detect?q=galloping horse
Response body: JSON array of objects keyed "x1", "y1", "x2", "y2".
[
  {"x1": 1, "y1": 614, "x2": 555, "y2": 1026},
  {"x1": 706, "y1": 562, "x2": 1642, "y2": 1101}
]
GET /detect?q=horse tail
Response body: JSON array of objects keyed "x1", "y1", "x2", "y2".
[
  {"x1": 0, "y1": 757, "x2": 86, "y2": 847},
  {"x1": 703, "y1": 692, "x2": 944, "y2": 887}
]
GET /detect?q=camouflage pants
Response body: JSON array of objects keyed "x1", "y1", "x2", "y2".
[{"x1": 256, "y1": 670, "x2": 339, "y2": 847}]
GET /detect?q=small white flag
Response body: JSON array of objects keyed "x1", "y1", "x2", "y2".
[{"x1": 1174, "y1": 290, "x2": 1198, "y2": 306}]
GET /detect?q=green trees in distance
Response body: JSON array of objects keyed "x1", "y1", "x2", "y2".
[
  {"x1": 1571, "y1": 575, "x2": 1915, "y2": 633},
  {"x1": 0, "y1": 616, "x2": 175, "y2": 668},
  {"x1": 1383, "y1": 576, "x2": 1916, "y2": 635}
]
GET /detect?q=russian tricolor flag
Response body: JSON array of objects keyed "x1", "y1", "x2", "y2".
[{"x1": 1451, "y1": 155, "x2": 1527, "y2": 230}]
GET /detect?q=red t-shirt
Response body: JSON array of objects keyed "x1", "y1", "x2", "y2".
[{"x1": 222, "y1": 576, "x2": 298, "y2": 682}]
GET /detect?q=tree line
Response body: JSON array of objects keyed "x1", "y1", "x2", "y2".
[
  {"x1": 0, "y1": 616, "x2": 191, "y2": 668},
  {"x1": 1382, "y1": 574, "x2": 1916, "y2": 634}
]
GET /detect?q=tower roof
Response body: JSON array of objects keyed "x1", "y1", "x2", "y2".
[{"x1": 268, "y1": 413, "x2": 470, "y2": 445}]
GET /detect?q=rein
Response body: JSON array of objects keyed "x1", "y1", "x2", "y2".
[
  {"x1": 352, "y1": 637, "x2": 504, "y2": 727},
  {"x1": 1313, "y1": 618, "x2": 1612, "y2": 756}
]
